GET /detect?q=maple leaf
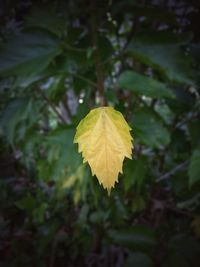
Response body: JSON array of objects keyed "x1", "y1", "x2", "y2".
[{"x1": 74, "y1": 107, "x2": 133, "y2": 193}]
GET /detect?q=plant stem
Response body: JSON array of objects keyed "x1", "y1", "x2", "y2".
[
  {"x1": 90, "y1": 0, "x2": 107, "y2": 106},
  {"x1": 157, "y1": 160, "x2": 189, "y2": 182},
  {"x1": 37, "y1": 88, "x2": 66, "y2": 124}
]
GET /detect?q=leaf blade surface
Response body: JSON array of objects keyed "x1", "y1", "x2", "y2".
[{"x1": 74, "y1": 107, "x2": 133, "y2": 192}]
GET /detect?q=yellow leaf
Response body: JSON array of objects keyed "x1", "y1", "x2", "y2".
[{"x1": 74, "y1": 106, "x2": 133, "y2": 193}]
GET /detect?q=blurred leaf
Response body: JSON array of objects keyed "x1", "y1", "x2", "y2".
[
  {"x1": 89, "y1": 210, "x2": 110, "y2": 225},
  {"x1": 25, "y1": 5, "x2": 65, "y2": 36},
  {"x1": 163, "y1": 253, "x2": 189, "y2": 267},
  {"x1": 98, "y1": 36, "x2": 113, "y2": 63},
  {"x1": 77, "y1": 204, "x2": 89, "y2": 226},
  {"x1": 133, "y1": 108, "x2": 170, "y2": 148},
  {"x1": 48, "y1": 75, "x2": 66, "y2": 103},
  {"x1": 188, "y1": 150, "x2": 200, "y2": 186},
  {"x1": 119, "y1": 70, "x2": 174, "y2": 98},
  {"x1": 0, "y1": 98, "x2": 39, "y2": 144},
  {"x1": 166, "y1": 87, "x2": 195, "y2": 114},
  {"x1": 38, "y1": 126, "x2": 82, "y2": 181},
  {"x1": 15, "y1": 194, "x2": 36, "y2": 214},
  {"x1": 108, "y1": 225, "x2": 156, "y2": 252},
  {"x1": 169, "y1": 129, "x2": 190, "y2": 158},
  {"x1": 127, "y1": 31, "x2": 193, "y2": 83},
  {"x1": 190, "y1": 43, "x2": 200, "y2": 61},
  {"x1": 62, "y1": 165, "x2": 85, "y2": 189},
  {"x1": 154, "y1": 102, "x2": 174, "y2": 124},
  {"x1": 131, "y1": 195, "x2": 146, "y2": 212},
  {"x1": 124, "y1": 156, "x2": 148, "y2": 191},
  {"x1": 79, "y1": 34, "x2": 113, "y2": 63},
  {"x1": 188, "y1": 120, "x2": 200, "y2": 148},
  {"x1": 124, "y1": 252, "x2": 153, "y2": 267},
  {"x1": 168, "y1": 234, "x2": 200, "y2": 265},
  {"x1": 33, "y1": 202, "x2": 48, "y2": 224},
  {"x1": 191, "y1": 216, "x2": 200, "y2": 238},
  {"x1": 0, "y1": 31, "x2": 61, "y2": 76},
  {"x1": 113, "y1": 3, "x2": 178, "y2": 25}
]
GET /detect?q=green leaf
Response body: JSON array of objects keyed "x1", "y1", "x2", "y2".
[
  {"x1": 0, "y1": 98, "x2": 39, "y2": 145},
  {"x1": 124, "y1": 252, "x2": 153, "y2": 267},
  {"x1": 15, "y1": 194, "x2": 36, "y2": 213},
  {"x1": 108, "y1": 225, "x2": 156, "y2": 252},
  {"x1": 166, "y1": 87, "x2": 195, "y2": 114},
  {"x1": 38, "y1": 126, "x2": 82, "y2": 182},
  {"x1": 119, "y1": 70, "x2": 174, "y2": 99},
  {"x1": 127, "y1": 31, "x2": 193, "y2": 84},
  {"x1": 79, "y1": 34, "x2": 113, "y2": 62},
  {"x1": 0, "y1": 31, "x2": 61, "y2": 76},
  {"x1": 133, "y1": 108, "x2": 170, "y2": 148},
  {"x1": 113, "y1": 3, "x2": 178, "y2": 26},
  {"x1": 188, "y1": 120, "x2": 200, "y2": 149},
  {"x1": 188, "y1": 150, "x2": 200, "y2": 186},
  {"x1": 25, "y1": 5, "x2": 65, "y2": 36},
  {"x1": 168, "y1": 234, "x2": 200, "y2": 265},
  {"x1": 98, "y1": 36, "x2": 113, "y2": 63},
  {"x1": 163, "y1": 253, "x2": 189, "y2": 267},
  {"x1": 48, "y1": 75, "x2": 66, "y2": 103},
  {"x1": 190, "y1": 43, "x2": 200, "y2": 62},
  {"x1": 124, "y1": 156, "x2": 148, "y2": 191}
]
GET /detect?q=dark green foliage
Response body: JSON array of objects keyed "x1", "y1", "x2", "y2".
[
  {"x1": 0, "y1": 0, "x2": 200, "y2": 266},
  {"x1": 119, "y1": 70, "x2": 174, "y2": 99}
]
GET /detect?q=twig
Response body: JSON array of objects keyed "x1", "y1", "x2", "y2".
[
  {"x1": 65, "y1": 45, "x2": 87, "y2": 52},
  {"x1": 70, "y1": 72, "x2": 97, "y2": 87},
  {"x1": 63, "y1": 94, "x2": 72, "y2": 119},
  {"x1": 157, "y1": 160, "x2": 189, "y2": 182},
  {"x1": 90, "y1": 0, "x2": 107, "y2": 106},
  {"x1": 37, "y1": 88, "x2": 66, "y2": 124},
  {"x1": 174, "y1": 112, "x2": 199, "y2": 129},
  {"x1": 123, "y1": 17, "x2": 139, "y2": 51},
  {"x1": 172, "y1": 103, "x2": 200, "y2": 131}
]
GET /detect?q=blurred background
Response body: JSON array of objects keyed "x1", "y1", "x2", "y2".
[{"x1": 0, "y1": 0, "x2": 200, "y2": 266}]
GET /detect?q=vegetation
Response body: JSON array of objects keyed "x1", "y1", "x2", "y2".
[{"x1": 0, "y1": 0, "x2": 200, "y2": 266}]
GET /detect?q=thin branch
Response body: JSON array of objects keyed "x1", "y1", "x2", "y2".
[
  {"x1": 175, "y1": 112, "x2": 199, "y2": 129},
  {"x1": 70, "y1": 72, "x2": 97, "y2": 87},
  {"x1": 90, "y1": 0, "x2": 107, "y2": 106},
  {"x1": 172, "y1": 103, "x2": 200, "y2": 131},
  {"x1": 157, "y1": 160, "x2": 189, "y2": 182},
  {"x1": 36, "y1": 88, "x2": 66, "y2": 124},
  {"x1": 123, "y1": 17, "x2": 139, "y2": 51},
  {"x1": 65, "y1": 45, "x2": 87, "y2": 52},
  {"x1": 63, "y1": 94, "x2": 72, "y2": 118}
]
